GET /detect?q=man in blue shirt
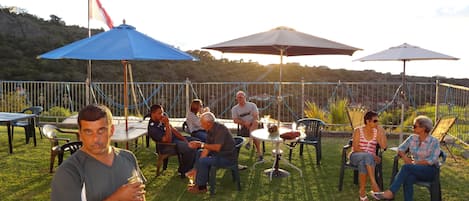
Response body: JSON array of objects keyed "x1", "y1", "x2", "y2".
[{"x1": 148, "y1": 104, "x2": 197, "y2": 176}]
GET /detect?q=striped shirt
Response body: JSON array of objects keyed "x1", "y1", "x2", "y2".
[
  {"x1": 398, "y1": 134, "x2": 441, "y2": 165},
  {"x1": 357, "y1": 127, "x2": 378, "y2": 154}
]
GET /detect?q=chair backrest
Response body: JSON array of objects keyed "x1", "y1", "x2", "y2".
[
  {"x1": 438, "y1": 150, "x2": 447, "y2": 166},
  {"x1": 143, "y1": 113, "x2": 151, "y2": 121},
  {"x1": 233, "y1": 136, "x2": 245, "y2": 162},
  {"x1": 58, "y1": 141, "x2": 83, "y2": 165},
  {"x1": 346, "y1": 106, "x2": 366, "y2": 130},
  {"x1": 20, "y1": 106, "x2": 44, "y2": 129},
  {"x1": 182, "y1": 121, "x2": 189, "y2": 133},
  {"x1": 41, "y1": 124, "x2": 59, "y2": 139},
  {"x1": 296, "y1": 118, "x2": 326, "y2": 140},
  {"x1": 21, "y1": 106, "x2": 44, "y2": 115},
  {"x1": 431, "y1": 116, "x2": 457, "y2": 142}
]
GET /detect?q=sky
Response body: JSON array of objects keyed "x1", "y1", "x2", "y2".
[{"x1": 2, "y1": 0, "x2": 469, "y2": 79}]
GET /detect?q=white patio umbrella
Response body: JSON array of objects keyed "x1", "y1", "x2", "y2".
[
  {"x1": 355, "y1": 43, "x2": 459, "y2": 142},
  {"x1": 204, "y1": 26, "x2": 361, "y2": 123}
]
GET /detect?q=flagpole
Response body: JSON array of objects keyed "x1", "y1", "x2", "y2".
[{"x1": 86, "y1": 0, "x2": 92, "y2": 105}]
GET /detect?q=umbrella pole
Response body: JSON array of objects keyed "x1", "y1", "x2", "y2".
[
  {"x1": 399, "y1": 60, "x2": 407, "y2": 143},
  {"x1": 86, "y1": 60, "x2": 92, "y2": 105},
  {"x1": 122, "y1": 60, "x2": 129, "y2": 149},
  {"x1": 277, "y1": 49, "x2": 284, "y2": 127},
  {"x1": 122, "y1": 61, "x2": 129, "y2": 130}
]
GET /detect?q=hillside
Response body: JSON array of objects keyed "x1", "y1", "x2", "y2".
[{"x1": 1, "y1": 7, "x2": 468, "y2": 86}]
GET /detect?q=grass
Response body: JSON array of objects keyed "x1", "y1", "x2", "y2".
[{"x1": 0, "y1": 126, "x2": 468, "y2": 201}]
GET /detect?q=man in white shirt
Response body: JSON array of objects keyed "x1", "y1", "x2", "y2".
[{"x1": 231, "y1": 91, "x2": 263, "y2": 162}]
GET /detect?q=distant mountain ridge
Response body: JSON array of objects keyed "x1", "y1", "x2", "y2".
[{"x1": 1, "y1": 6, "x2": 468, "y2": 86}]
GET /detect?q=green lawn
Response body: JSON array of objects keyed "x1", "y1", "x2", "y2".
[{"x1": 0, "y1": 127, "x2": 468, "y2": 201}]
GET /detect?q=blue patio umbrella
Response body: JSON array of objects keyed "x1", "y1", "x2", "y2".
[
  {"x1": 38, "y1": 23, "x2": 196, "y2": 61},
  {"x1": 38, "y1": 23, "x2": 197, "y2": 131}
]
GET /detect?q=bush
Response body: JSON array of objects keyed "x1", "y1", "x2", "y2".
[
  {"x1": 0, "y1": 92, "x2": 29, "y2": 112},
  {"x1": 329, "y1": 99, "x2": 348, "y2": 125},
  {"x1": 304, "y1": 101, "x2": 327, "y2": 122},
  {"x1": 40, "y1": 106, "x2": 72, "y2": 122},
  {"x1": 44, "y1": 106, "x2": 72, "y2": 117}
]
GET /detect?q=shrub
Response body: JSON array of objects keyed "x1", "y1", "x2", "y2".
[
  {"x1": 41, "y1": 106, "x2": 72, "y2": 122},
  {"x1": 0, "y1": 92, "x2": 29, "y2": 112},
  {"x1": 329, "y1": 98, "x2": 348, "y2": 125},
  {"x1": 304, "y1": 101, "x2": 328, "y2": 122},
  {"x1": 44, "y1": 106, "x2": 72, "y2": 117}
]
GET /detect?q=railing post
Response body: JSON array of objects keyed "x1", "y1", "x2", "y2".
[
  {"x1": 435, "y1": 79, "x2": 440, "y2": 122},
  {"x1": 301, "y1": 77, "x2": 305, "y2": 119},
  {"x1": 185, "y1": 78, "x2": 190, "y2": 115}
]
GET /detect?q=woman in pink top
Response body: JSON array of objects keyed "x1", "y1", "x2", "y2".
[{"x1": 350, "y1": 111, "x2": 387, "y2": 201}]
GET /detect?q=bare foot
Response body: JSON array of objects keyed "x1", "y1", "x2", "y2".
[
  {"x1": 382, "y1": 190, "x2": 394, "y2": 199},
  {"x1": 185, "y1": 169, "x2": 196, "y2": 178},
  {"x1": 371, "y1": 183, "x2": 381, "y2": 192}
]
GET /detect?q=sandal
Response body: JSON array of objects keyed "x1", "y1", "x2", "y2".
[
  {"x1": 369, "y1": 191, "x2": 385, "y2": 200},
  {"x1": 360, "y1": 195, "x2": 369, "y2": 201}
]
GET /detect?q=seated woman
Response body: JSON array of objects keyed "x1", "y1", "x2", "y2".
[
  {"x1": 350, "y1": 111, "x2": 387, "y2": 201},
  {"x1": 185, "y1": 99, "x2": 210, "y2": 142},
  {"x1": 372, "y1": 115, "x2": 441, "y2": 201}
]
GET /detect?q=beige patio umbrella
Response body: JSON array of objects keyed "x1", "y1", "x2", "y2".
[
  {"x1": 355, "y1": 43, "x2": 459, "y2": 142},
  {"x1": 203, "y1": 26, "x2": 361, "y2": 123}
]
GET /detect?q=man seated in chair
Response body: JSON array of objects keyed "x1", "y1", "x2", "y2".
[
  {"x1": 232, "y1": 90, "x2": 263, "y2": 162},
  {"x1": 147, "y1": 104, "x2": 197, "y2": 176},
  {"x1": 186, "y1": 112, "x2": 236, "y2": 193}
]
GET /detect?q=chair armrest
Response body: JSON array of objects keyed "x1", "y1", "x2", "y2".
[
  {"x1": 54, "y1": 137, "x2": 71, "y2": 142},
  {"x1": 377, "y1": 148, "x2": 386, "y2": 158},
  {"x1": 56, "y1": 128, "x2": 80, "y2": 140},
  {"x1": 341, "y1": 143, "x2": 352, "y2": 163}
]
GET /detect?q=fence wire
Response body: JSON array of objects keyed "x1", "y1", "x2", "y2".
[{"x1": 0, "y1": 80, "x2": 467, "y2": 142}]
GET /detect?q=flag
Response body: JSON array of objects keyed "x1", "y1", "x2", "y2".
[{"x1": 89, "y1": 0, "x2": 114, "y2": 29}]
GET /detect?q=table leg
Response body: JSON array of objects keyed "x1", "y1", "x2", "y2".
[
  {"x1": 280, "y1": 156, "x2": 303, "y2": 177},
  {"x1": 31, "y1": 118, "x2": 37, "y2": 146},
  {"x1": 264, "y1": 142, "x2": 289, "y2": 180},
  {"x1": 7, "y1": 123, "x2": 13, "y2": 154}
]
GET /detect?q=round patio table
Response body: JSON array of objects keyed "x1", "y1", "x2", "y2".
[{"x1": 251, "y1": 127, "x2": 305, "y2": 180}]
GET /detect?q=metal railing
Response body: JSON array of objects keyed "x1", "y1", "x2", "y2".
[
  {"x1": 1, "y1": 79, "x2": 467, "y2": 142},
  {"x1": 435, "y1": 81, "x2": 469, "y2": 143}
]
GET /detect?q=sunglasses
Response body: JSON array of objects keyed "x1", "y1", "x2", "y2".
[{"x1": 372, "y1": 119, "x2": 378, "y2": 123}]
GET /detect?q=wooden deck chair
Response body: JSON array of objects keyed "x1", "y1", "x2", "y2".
[
  {"x1": 345, "y1": 106, "x2": 367, "y2": 130},
  {"x1": 431, "y1": 116, "x2": 458, "y2": 162}
]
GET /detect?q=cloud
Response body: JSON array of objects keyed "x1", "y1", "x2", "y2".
[{"x1": 436, "y1": 5, "x2": 469, "y2": 17}]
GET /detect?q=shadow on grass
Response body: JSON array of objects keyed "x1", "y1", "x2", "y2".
[{"x1": 1, "y1": 129, "x2": 468, "y2": 201}]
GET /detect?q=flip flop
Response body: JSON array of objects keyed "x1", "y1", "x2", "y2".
[{"x1": 369, "y1": 191, "x2": 385, "y2": 200}]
